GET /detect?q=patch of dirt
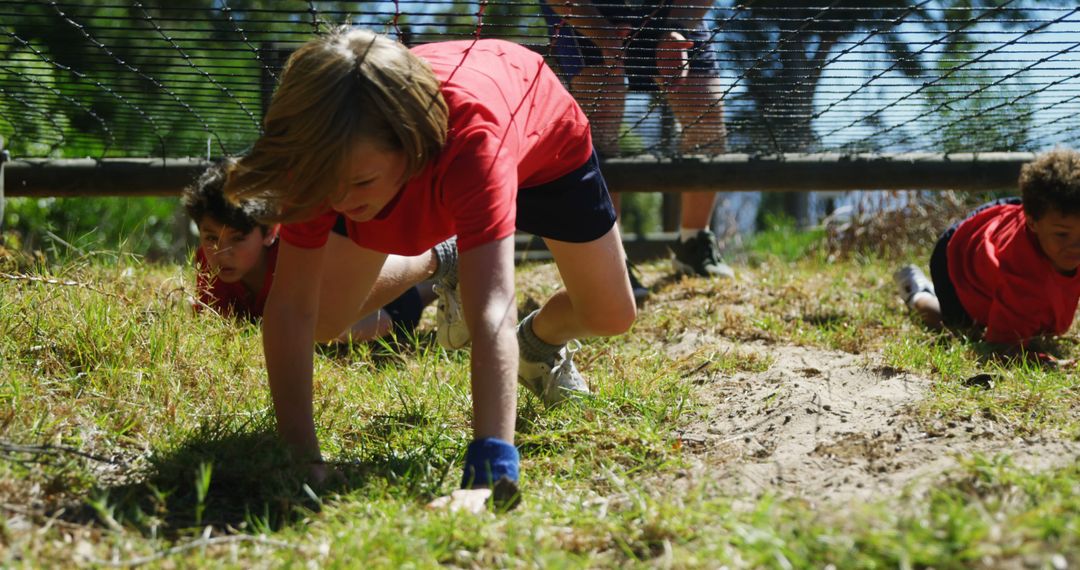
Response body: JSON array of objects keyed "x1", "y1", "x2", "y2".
[{"x1": 665, "y1": 331, "x2": 1080, "y2": 505}]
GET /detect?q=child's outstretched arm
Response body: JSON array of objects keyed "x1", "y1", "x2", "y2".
[
  {"x1": 429, "y1": 235, "x2": 518, "y2": 512},
  {"x1": 458, "y1": 235, "x2": 519, "y2": 447},
  {"x1": 261, "y1": 241, "x2": 327, "y2": 465}
]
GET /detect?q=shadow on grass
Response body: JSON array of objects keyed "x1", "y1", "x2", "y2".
[
  {"x1": 72, "y1": 412, "x2": 466, "y2": 536},
  {"x1": 66, "y1": 423, "x2": 314, "y2": 536},
  {"x1": 900, "y1": 316, "x2": 1076, "y2": 371},
  {"x1": 799, "y1": 311, "x2": 851, "y2": 327},
  {"x1": 646, "y1": 272, "x2": 691, "y2": 296}
]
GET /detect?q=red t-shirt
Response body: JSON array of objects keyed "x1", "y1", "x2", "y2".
[
  {"x1": 948, "y1": 203, "x2": 1080, "y2": 344},
  {"x1": 280, "y1": 39, "x2": 593, "y2": 255},
  {"x1": 194, "y1": 243, "x2": 277, "y2": 321}
]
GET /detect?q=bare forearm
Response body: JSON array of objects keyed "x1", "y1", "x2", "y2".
[
  {"x1": 459, "y1": 237, "x2": 518, "y2": 444},
  {"x1": 263, "y1": 307, "x2": 320, "y2": 460},
  {"x1": 469, "y1": 309, "x2": 518, "y2": 443}
]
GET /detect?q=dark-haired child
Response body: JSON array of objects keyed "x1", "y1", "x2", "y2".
[
  {"x1": 184, "y1": 161, "x2": 455, "y2": 343},
  {"x1": 895, "y1": 149, "x2": 1080, "y2": 354}
]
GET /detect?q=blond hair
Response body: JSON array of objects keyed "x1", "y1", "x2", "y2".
[{"x1": 225, "y1": 28, "x2": 448, "y2": 223}]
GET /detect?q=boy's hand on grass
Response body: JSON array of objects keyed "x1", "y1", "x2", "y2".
[
  {"x1": 426, "y1": 489, "x2": 493, "y2": 514},
  {"x1": 999, "y1": 346, "x2": 1074, "y2": 370},
  {"x1": 1040, "y1": 354, "x2": 1075, "y2": 370},
  {"x1": 426, "y1": 477, "x2": 521, "y2": 514}
]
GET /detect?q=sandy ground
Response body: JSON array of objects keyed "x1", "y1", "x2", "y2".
[{"x1": 664, "y1": 331, "x2": 1080, "y2": 506}]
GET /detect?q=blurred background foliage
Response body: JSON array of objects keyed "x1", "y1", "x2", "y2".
[{"x1": 2, "y1": 196, "x2": 182, "y2": 262}]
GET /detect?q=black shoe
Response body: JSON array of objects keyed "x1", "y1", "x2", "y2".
[
  {"x1": 671, "y1": 229, "x2": 735, "y2": 278},
  {"x1": 625, "y1": 259, "x2": 650, "y2": 304}
]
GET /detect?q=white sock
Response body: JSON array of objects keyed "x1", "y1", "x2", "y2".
[{"x1": 679, "y1": 228, "x2": 701, "y2": 242}]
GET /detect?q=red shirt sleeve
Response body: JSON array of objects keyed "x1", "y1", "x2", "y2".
[
  {"x1": 440, "y1": 125, "x2": 519, "y2": 252},
  {"x1": 280, "y1": 210, "x2": 338, "y2": 249}
]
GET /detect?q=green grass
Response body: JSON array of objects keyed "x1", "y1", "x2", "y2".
[{"x1": 1, "y1": 240, "x2": 1078, "y2": 567}]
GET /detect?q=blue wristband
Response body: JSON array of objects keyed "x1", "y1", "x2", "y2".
[{"x1": 461, "y1": 437, "x2": 520, "y2": 488}]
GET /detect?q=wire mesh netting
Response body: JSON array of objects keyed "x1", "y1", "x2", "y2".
[{"x1": 1, "y1": 1, "x2": 1078, "y2": 161}]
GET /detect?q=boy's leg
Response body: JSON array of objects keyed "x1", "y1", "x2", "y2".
[
  {"x1": 334, "y1": 309, "x2": 393, "y2": 343},
  {"x1": 912, "y1": 294, "x2": 943, "y2": 329},
  {"x1": 516, "y1": 225, "x2": 635, "y2": 407},
  {"x1": 335, "y1": 285, "x2": 427, "y2": 344},
  {"x1": 928, "y1": 229, "x2": 972, "y2": 330},
  {"x1": 314, "y1": 235, "x2": 389, "y2": 342},
  {"x1": 894, "y1": 264, "x2": 943, "y2": 329},
  {"x1": 533, "y1": 224, "x2": 636, "y2": 344},
  {"x1": 569, "y1": 66, "x2": 655, "y2": 303},
  {"x1": 318, "y1": 234, "x2": 448, "y2": 341}
]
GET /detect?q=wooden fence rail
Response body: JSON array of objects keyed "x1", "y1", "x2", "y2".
[{"x1": 3, "y1": 152, "x2": 1034, "y2": 198}]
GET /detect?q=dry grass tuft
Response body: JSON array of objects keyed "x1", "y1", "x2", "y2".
[{"x1": 826, "y1": 191, "x2": 982, "y2": 259}]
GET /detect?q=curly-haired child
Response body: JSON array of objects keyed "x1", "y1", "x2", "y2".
[{"x1": 895, "y1": 149, "x2": 1080, "y2": 358}]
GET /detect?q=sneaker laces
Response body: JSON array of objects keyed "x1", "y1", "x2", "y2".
[
  {"x1": 433, "y1": 281, "x2": 463, "y2": 320},
  {"x1": 698, "y1": 231, "x2": 723, "y2": 265},
  {"x1": 550, "y1": 340, "x2": 584, "y2": 387},
  {"x1": 686, "y1": 228, "x2": 721, "y2": 267}
]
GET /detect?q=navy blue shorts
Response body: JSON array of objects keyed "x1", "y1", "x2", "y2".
[
  {"x1": 541, "y1": 4, "x2": 718, "y2": 93},
  {"x1": 515, "y1": 151, "x2": 617, "y2": 243},
  {"x1": 382, "y1": 285, "x2": 424, "y2": 336},
  {"x1": 929, "y1": 197, "x2": 1022, "y2": 328}
]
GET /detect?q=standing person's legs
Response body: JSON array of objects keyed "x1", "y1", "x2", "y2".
[
  {"x1": 569, "y1": 67, "x2": 626, "y2": 161},
  {"x1": 662, "y1": 60, "x2": 733, "y2": 278},
  {"x1": 569, "y1": 66, "x2": 651, "y2": 302},
  {"x1": 546, "y1": 12, "x2": 647, "y2": 301}
]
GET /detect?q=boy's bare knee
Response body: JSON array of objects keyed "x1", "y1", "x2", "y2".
[{"x1": 580, "y1": 301, "x2": 636, "y2": 337}]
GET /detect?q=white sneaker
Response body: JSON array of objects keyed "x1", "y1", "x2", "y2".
[
  {"x1": 893, "y1": 264, "x2": 936, "y2": 307},
  {"x1": 518, "y1": 341, "x2": 589, "y2": 407},
  {"x1": 434, "y1": 282, "x2": 470, "y2": 349}
]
